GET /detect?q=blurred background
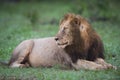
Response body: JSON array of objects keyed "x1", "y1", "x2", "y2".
[{"x1": 0, "y1": 0, "x2": 120, "y2": 80}]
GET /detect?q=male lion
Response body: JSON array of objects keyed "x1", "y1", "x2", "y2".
[{"x1": 3, "y1": 13, "x2": 115, "y2": 70}]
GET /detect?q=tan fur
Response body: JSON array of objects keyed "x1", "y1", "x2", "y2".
[
  {"x1": 9, "y1": 37, "x2": 73, "y2": 68},
  {"x1": 8, "y1": 13, "x2": 116, "y2": 70}
]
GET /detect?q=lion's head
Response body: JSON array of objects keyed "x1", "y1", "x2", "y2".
[
  {"x1": 55, "y1": 13, "x2": 82, "y2": 48},
  {"x1": 55, "y1": 14, "x2": 91, "y2": 48}
]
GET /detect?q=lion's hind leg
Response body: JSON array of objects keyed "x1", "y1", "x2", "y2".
[
  {"x1": 95, "y1": 58, "x2": 117, "y2": 69},
  {"x1": 9, "y1": 40, "x2": 34, "y2": 68},
  {"x1": 72, "y1": 59, "x2": 108, "y2": 70}
]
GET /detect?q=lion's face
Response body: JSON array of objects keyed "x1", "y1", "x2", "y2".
[{"x1": 55, "y1": 14, "x2": 81, "y2": 48}]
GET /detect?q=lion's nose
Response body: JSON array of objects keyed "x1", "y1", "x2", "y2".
[{"x1": 55, "y1": 37, "x2": 59, "y2": 41}]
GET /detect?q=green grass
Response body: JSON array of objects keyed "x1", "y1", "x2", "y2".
[{"x1": 0, "y1": 1, "x2": 120, "y2": 80}]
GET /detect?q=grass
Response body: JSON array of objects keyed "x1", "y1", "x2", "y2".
[{"x1": 0, "y1": 1, "x2": 120, "y2": 80}]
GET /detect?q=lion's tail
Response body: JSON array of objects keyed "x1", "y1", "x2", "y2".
[{"x1": 0, "y1": 60, "x2": 9, "y2": 66}]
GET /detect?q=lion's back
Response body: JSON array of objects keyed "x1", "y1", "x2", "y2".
[{"x1": 29, "y1": 37, "x2": 63, "y2": 67}]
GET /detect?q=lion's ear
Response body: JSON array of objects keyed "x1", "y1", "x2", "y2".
[{"x1": 71, "y1": 18, "x2": 81, "y2": 26}]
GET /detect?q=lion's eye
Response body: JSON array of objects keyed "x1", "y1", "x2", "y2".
[
  {"x1": 61, "y1": 30, "x2": 65, "y2": 34},
  {"x1": 64, "y1": 27, "x2": 68, "y2": 30},
  {"x1": 60, "y1": 27, "x2": 65, "y2": 34}
]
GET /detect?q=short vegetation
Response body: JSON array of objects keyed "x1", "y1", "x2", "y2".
[{"x1": 0, "y1": 0, "x2": 120, "y2": 80}]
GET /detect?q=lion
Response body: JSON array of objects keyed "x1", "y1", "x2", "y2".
[{"x1": 1, "y1": 13, "x2": 116, "y2": 70}]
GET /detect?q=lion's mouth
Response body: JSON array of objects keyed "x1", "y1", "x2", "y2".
[
  {"x1": 56, "y1": 41, "x2": 68, "y2": 48},
  {"x1": 58, "y1": 42, "x2": 68, "y2": 45}
]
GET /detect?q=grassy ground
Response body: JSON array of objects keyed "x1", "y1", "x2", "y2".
[{"x1": 0, "y1": 1, "x2": 120, "y2": 80}]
